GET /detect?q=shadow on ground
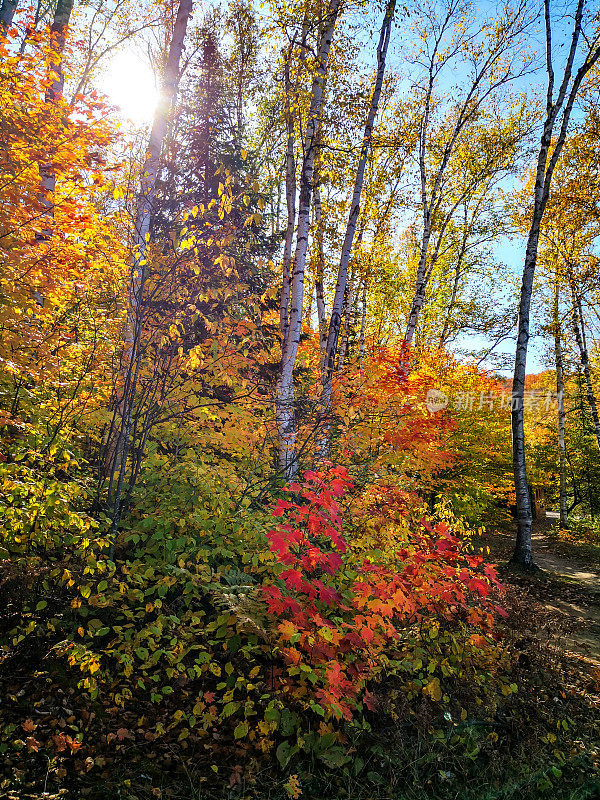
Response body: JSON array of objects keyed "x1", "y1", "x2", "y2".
[{"x1": 478, "y1": 514, "x2": 600, "y2": 665}]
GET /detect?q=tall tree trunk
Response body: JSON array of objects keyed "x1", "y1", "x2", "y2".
[
  {"x1": 358, "y1": 278, "x2": 367, "y2": 374},
  {"x1": 279, "y1": 39, "x2": 297, "y2": 340},
  {"x1": 439, "y1": 207, "x2": 470, "y2": 347},
  {"x1": 511, "y1": 0, "x2": 600, "y2": 568},
  {"x1": 280, "y1": 11, "x2": 311, "y2": 339},
  {"x1": 0, "y1": 0, "x2": 18, "y2": 32},
  {"x1": 338, "y1": 223, "x2": 364, "y2": 370},
  {"x1": 337, "y1": 266, "x2": 355, "y2": 373},
  {"x1": 575, "y1": 367, "x2": 595, "y2": 514},
  {"x1": 313, "y1": 180, "x2": 327, "y2": 353},
  {"x1": 403, "y1": 2, "x2": 442, "y2": 349},
  {"x1": 553, "y1": 276, "x2": 568, "y2": 528},
  {"x1": 406, "y1": 198, "x2": 461, "y2": 348},
  {"x1": 318, "y1": 0, "x2": 395, "y2": 455},
  {"x1": 404, "y1": 228, "x2": 432, "y2": 348},
  {"x1": 570, "y1": 284, "x2": 600, "y2": 450},
  {"x1": 276, "y1": 0, "x2": 341, "y2": 478},
  {"x1": 512, "y1": 232, "x2": 543, "y2": 566},
  {"x1": 36, "y1": 0, "x2": 75, "y2": 243},
  {"x1": 106, "y1": 0, "x2": 193, "y2": 557}
]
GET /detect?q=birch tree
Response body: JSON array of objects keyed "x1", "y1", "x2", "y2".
[
  {"x1": 402, "y1": 0, "x2": 530, "y2": 347},
  {"x1": 313, "y1": 178, "x2": 327, "y2": 351},
  {"x1": 276, "y1": 0, "x2": 342, "y2": 477},
  {"x1": 511, "y1": 0, "x2": 600, "y2": 567},
  {"x1": 279, "y1": 32, "x2": 299, "y2": 341},
  {"x1": 317, "y1": 0, "x2": 396, "y2": 456},
  {"x1": 37, "y1": 0, "x2": 76, "y2": 243}
]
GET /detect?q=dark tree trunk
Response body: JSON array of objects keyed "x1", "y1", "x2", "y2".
[
  {"x1": 570, "y1": 285, "x2": 600, "y2": 450},
  {"x1": 0, "y1": 0, "x2": 18, "y2": 32}
]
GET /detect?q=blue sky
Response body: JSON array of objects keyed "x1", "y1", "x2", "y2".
[{"x1": 453, "y1": 233, "x2": 549, "y2": 378}]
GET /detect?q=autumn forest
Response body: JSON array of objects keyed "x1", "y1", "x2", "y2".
[{"x1": 2, "y1": 0, "x2": 600, "y2": 797}]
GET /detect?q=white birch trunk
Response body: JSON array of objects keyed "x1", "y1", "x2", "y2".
[
  {"x1": 279, "y1": 45, "x2": 296, "y2": 340},
  {"x1": 403, "y1": 2, "x2": 532, "y2": 347},
  {"x1": 404, "y1": 229, "x2": 431, "y2": 347},
  {"x1": 37, "y1": 0, "x2": 75, "y2": 245},
  {"x1": 276, "y1": 0, "x2": 342, "y2": 478},
  {"x1": 317, "y1": 0, "x2": 395, "y2": 457},
  {"x1": 403, "y1": 5, "x2": 449, "y2": 349},
  {"x1": 313, "y1": 181, "x2": 327, "y2": 354}
]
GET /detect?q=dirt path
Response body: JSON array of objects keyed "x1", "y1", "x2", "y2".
[
  {"x1": 481, "y1": 516, "x2": 600, "y2": 665},
  {"x1": 532, "y1": 526, "x2": 600, "y2": 589}
]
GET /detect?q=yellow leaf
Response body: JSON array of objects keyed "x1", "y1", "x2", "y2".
[{"x1": 424, "y1": 677, "x2": 442, "y2": 702}]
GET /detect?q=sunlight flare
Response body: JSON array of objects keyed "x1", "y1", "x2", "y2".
[{"x1": 99, "y1": 49, "x2": 158, "y2": 125}]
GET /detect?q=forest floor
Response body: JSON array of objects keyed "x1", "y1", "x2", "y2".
[{"x1": 480, "y1": 515, "x2": 600, "y2": 665}]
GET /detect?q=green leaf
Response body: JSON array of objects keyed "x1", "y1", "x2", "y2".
[
  {"x1": 354, "y1": 756, "x2": 365, "y2": 776},
  {"x1": 280, "y1": 708, "x2": 297, "y2": 737},
  {"x1": 234, "y1": 721, "x2": 248, "y2": 739},
  {"x1": 276, "y1": 741, "x2": 297, "y2": 768},
  {"x1": 264, "y1": 707, "x2": 280, "y2": 724},
  {"x1": 320, "y1": 745, "x2": 351, "y2": 768}
]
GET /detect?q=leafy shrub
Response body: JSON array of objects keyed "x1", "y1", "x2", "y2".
[
  {"x1": 264, "y1": 470, "x2": 510, "y2": 737},
  {"x1": 0, "y1": 445, "x2": 98, "y2": 562}
]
